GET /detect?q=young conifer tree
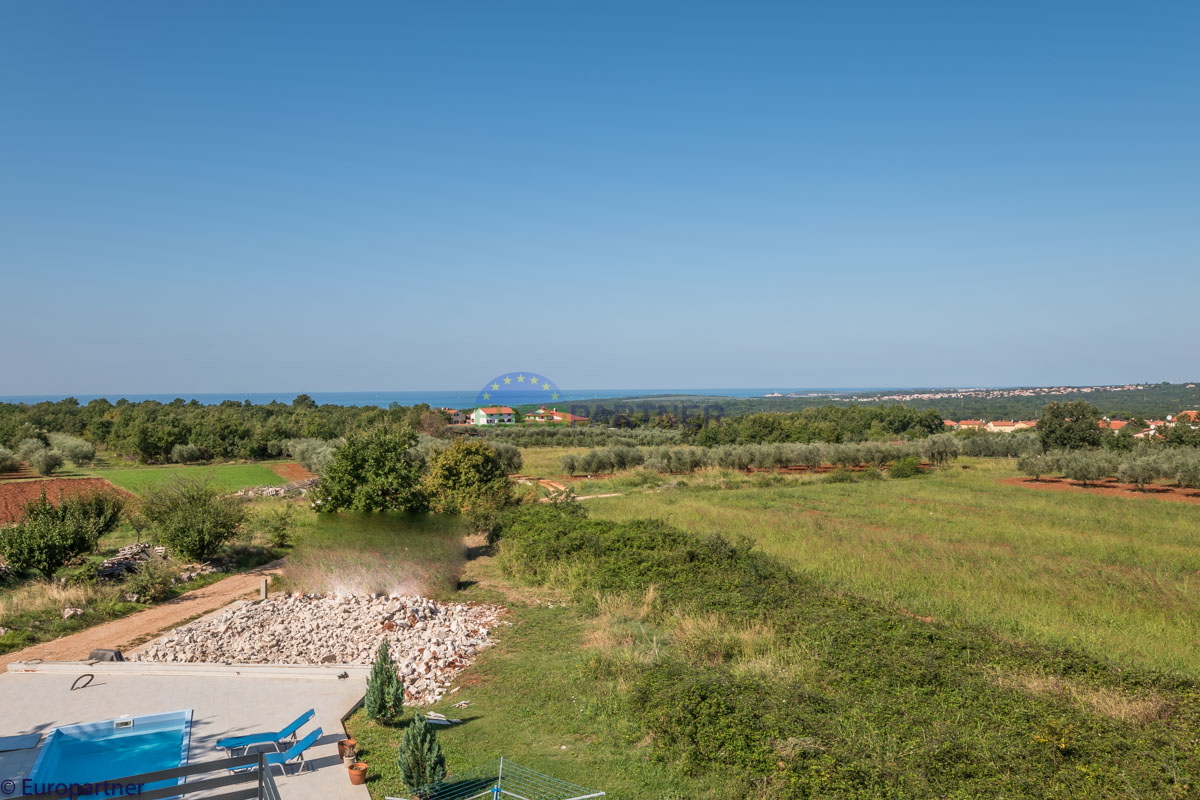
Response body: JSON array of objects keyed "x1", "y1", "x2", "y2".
[{"x1": 364, "y1": 639, "x2": 404, "y2": 722}]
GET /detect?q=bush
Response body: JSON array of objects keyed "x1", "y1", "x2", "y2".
[
  {"x1": 170, "y1": 443, "x2": 204, "y2": 464},
  {"x1": 822, "y1": 468, "x2": 857, "y2": 484},
  {"x1": 889, "y1": 456, "x2": 922, "y2": 479},
  {"x1": 488, "y1": 442, "x2": 523, "y2": 474},
  {"x1": 0, "y1": 447, "x2": 18, "y2": 474},
  {"x1": 251, "y1": 504, "x2": 297, "y2": 548},
  {"x1": 284, "y1": 438, "x2": 339, "y2": 474},
  {"x1": 141, "y1": 477, "x2": 246, "y2": 561},
  {"x1": 124, "y1": 555, "x2": 177, "y2": 602},
  {"x1": 0, "y1": 492, "x2": 112, "y2": 578},
  {"x1": 310, "y1": 427, "x2": 426, "y2": 513},
  {"x1": 365, "y1": 640, "x2": 404, "y2": 723}
]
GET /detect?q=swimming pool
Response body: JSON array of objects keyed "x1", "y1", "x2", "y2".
[{"x1": 28, "y1": 710, "x2": 192, "y2": 794}]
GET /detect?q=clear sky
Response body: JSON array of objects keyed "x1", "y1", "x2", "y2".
[{"x1": 2, "y1": 1, "x2": 1198, "y2": 394}]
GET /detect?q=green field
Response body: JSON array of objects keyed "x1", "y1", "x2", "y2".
[
  {"x1": 88, "y1": 463, "x2": 287, "y2": 495},
  {"x1": 581, "y1": 458, "x2": 1200, "y2": 677}
]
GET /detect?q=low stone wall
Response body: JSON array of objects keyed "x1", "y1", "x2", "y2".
[{"x1": 132, "y1": 594, "x2": 505, "y2": 705}]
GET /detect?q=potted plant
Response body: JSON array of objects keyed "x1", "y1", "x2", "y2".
[
  {"x1": 338, "y1": 738, "x2": 357, "y2": 759},
  {"x1": 348, "y1": 762, "x2": 368, "y2": 785}
]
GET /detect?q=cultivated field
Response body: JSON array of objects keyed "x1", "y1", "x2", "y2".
[{"x1": 86, "y1": 463, "x2": 288, "y2": 494}]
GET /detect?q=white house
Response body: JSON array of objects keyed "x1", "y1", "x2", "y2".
[{"x1": 472, "y1": 406, "x2": 515, "y2": 425}]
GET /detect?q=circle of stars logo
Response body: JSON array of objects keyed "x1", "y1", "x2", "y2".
[{"x1": 475, "y1": 372, "x2": 561, "y2": 408}]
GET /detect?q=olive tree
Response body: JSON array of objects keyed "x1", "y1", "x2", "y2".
[
  {"x1": 919, "y1": 433, "x2": 960, "y2": 467},
  {"x1": 141, "y1": 477, "x2": 246, "y2": 561}
]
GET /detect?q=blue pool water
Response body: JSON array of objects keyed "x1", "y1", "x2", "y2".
[{"x1": 28, "y1": 710, "x2": 191, "y2": 794}]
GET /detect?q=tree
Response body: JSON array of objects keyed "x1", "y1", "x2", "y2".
[
  {"x1": 919, "y1": 433, "x2": 960, "y2": 467},
  {"x1": 423, "y1": 439, "x2": 514, "y2": 526},
  {"x1": 1117, "y1": 456, "x2": 1161, "y2": 491},
  {"x1": 141, "y1": 477, "x2": 245, "y2": 560},
  {"x1": 0, "y1": 491, "x2": 122, "y2": 578},
  {"x1": 397, "y1": 714, "x2": 447, "y2": 795},
  {"x1": 0, "y1": 447, "x2": 19, "y2": 473},
  {"x1": 310, "y1": 426, "x2": 427, "y2": 513},
  {"x1": 1017, "y1": 452, "x2": 1055, "y2": 481},
  {"x1": 1061, "y1": 451, "x2": 1107, "y2": 487},
  {"x1": 364, "y1": 640, "x2": 405, "y2": 723},
  {"x1": 1038, "y1": 401, "x2": 1102, "y2": 451},
  {"x1": 29, "y1": 449, "x2": 65, "y2": 476}
]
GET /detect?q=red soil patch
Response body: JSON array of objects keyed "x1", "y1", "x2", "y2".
[
  {"x1": 0, "y1": 478, "x2": 132, "y2": 524},
  {"x1": 267, "y1": 461, "x2": 316, "y2": 481},
  {"x1": 1000, "y1": 476, "x2": 1200, "y2": 506}
]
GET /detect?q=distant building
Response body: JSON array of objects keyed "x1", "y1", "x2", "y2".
[
  {"x1": 986, "y1": 420, "x2": 1018, "y2": 433},
  {"x1": 526, "y1": 406, "x2": 588, "y2": 425},
  {"x1": 956, "y1": 419, "x2": 985, "y2": 431},
  {"x1": 442, "y1": 408, "x2": 472, "y2": 425},
  {"x1": 473, "y1": 406, "x2": 515, "y2": 426}
]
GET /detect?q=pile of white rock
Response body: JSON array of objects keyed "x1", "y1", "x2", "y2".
[{"x1": 132, "y1": 594, "x2": 506, "y2": 705}]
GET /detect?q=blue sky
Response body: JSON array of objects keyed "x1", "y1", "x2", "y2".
[{"x1": 2, "y1": 1, "x2": 1198, "y2": 394}]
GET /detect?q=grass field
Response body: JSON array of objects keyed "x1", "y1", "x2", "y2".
[
  {"x1": 513, "y1": 446, "x2": 589, "y2": 477},
  {"x1": 347, "y1": 555, "x2": 732, "y2": 800},
  {"x1": 87, "y1": 463, "x2": 287, "y2": 495},
  {"x1": 580, "y1": 458, "x2": 1200, "y2": 677},
  {"x1": 282, "y1": 511, "x2": 469, "y2": 599}
]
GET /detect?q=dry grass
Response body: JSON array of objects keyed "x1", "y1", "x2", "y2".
[
  {"x1": 0, "y1": 580, "x2": 118, "y2": 620},
  {"x1": 989, "y1": 668, "x2": 1170, "y2": 724}
]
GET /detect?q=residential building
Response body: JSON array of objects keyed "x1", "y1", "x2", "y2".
[
  {"x1": 526, "y1": 407, "x2": 588, "y2": 424},
  {"x1": 472, "y1": 406, "x2": 515, "y2": 426}
]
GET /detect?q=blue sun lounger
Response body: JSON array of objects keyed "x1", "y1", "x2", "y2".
[
  {"x1": 216, "y1": 709, "x2": 315, "y2": 755},
  {"x1": 230, "y1": 727, "x2": 322, "y2": 776}
]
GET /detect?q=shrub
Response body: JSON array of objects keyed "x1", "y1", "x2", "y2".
[
  {"x1": 0, "y1": 492, "x2": 109, "y2": 578},
  {"x1": 822, "y1": 468, "x2": 857, "y2": 484},
  {"x1": 889, "y1": 456, "x2": 922, "y2": 479},
  {"x1": 488, "y1": 442, "x2": 523, "y2": 474},
  {"x1": 124, "y1": 555, "x2": 177, "y2": 602},
  {"x1": 1174, "y1": 452, "x2": 1200, "y2": 489},
  {"x1": 0, "y1": 447, "x2": 18, "y2": 474},
  {"x1": 251, "y1": 504, "x2": 297, "y2": 548},
  {"x1": 365, "y1": 640, "x2": 404, "y2": 723},
  {"x1": 170, "y1": 443, "x2": 204, "y2": 464},
  {"x1": 284, "y1": 438, "x2": 339, "y2": 474},
  {"x1": 141, "y1": 477, "x2": 246, "y2": 561},
  {"x1": 397, "y1": 714, "x2": 446, "y2": 793},
  {"x1": 310, "y1": 427, "x2": 426, "y2": 513}
]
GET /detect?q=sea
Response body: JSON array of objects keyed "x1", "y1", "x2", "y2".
[{"x1": 0, "y1": 388, "x2": 887, "y2": 408}]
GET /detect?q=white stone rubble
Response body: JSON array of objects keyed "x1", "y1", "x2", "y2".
[{"x1": 132, "y1": 594, "x2": 505, "y2": 705}]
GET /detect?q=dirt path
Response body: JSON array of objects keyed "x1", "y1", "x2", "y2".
[
  {"x1": 0, "y1": 562, "x2": 283, "y2": 670},
  {"x1": 1000, "y1": 476, "x2": 1200, "y2": 505}
]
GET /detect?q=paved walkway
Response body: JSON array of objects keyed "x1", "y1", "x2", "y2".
[
  {"x1": 0, "y1": 561, "x2": 283, "y2": 669},
  {"x1": 0, "y1": 661, "x2": 370, "y2": 800}
]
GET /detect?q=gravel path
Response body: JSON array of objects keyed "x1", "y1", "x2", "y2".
[{"x1": 0, "y1": 561, "x2": 282, "y2": 670}]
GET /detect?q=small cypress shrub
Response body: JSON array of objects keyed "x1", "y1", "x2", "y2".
[
  {"x1": 397, "y1": 713, "x2": 447, "y2": 795},
  {"x1": 365, "y1": 640, "x2": 404, "y2": 723}
]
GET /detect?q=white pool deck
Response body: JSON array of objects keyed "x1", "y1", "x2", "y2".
[{"x1": 0, "y1": 660, "x2": 373, "y2": 800}]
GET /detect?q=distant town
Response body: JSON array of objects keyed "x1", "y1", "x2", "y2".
[{"x1": 765, "y1": 383, "x2": 1176, "y2": 404}]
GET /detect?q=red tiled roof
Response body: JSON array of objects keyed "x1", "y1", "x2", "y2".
[{"x1": 476, "y1": 406, "x2": 514, "y2": 414}]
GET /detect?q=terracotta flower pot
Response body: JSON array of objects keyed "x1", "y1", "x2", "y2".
[
  {"x1": 348, "y1": 762, "x2": 368, "y2": 786},
  {"x1": 338, "y1": 738, "x2": 357, "y2": 759}
]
